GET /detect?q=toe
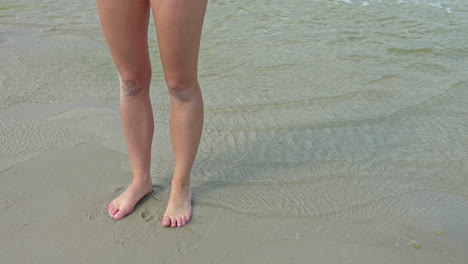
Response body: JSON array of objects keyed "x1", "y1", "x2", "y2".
[
  {"x1": 111, "y1": 210, "x2": 120, "y2": 219},
  {"x1": 177, "y1": 217, "x2": 183, "y2": 227},
  {"x1": 162, "y1": 216, "x2": 171, "y2": 227},
  {"x1": 109, "y1": 205, "x2": 119, "y2": 216},
  {"x1": 107, "y1": 203, "x2": 114, "y2": 212},
  {"x1": 112, "y1": 207, "x2": 129, "y2": 220},
  {"x1": 171, "y1": 218, "x2": 177, "y2": 228}
]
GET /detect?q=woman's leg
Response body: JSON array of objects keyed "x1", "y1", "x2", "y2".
[
  {"x1": 150, "y1": 0, "x2": 208, "y2": 227},
  {"x1": 96, "y1": 0, "x2": 154, "y2": 220}
]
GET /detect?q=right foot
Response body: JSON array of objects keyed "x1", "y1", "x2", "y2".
[
  {"x1": 108, "y1": 177, "x2": 153, "y2": 220},
  {"x1": 161, "y1": 181, "x2": 193, "y2": 228}
]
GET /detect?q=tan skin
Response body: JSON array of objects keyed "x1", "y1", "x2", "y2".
[{"x1": 96, "y1": 0, "x2": 207, "y2": 228}]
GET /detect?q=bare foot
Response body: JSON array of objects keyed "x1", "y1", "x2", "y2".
[
  {"x1": 108, "y1": 177, "x2": 153, "y2": 220},
  {"x1": 161, "y1": 182, "x2": 192, "y2": 228}
]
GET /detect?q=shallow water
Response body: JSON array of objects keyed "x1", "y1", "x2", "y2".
[{"x1": 1, "y1": 0, "x2": 467, "y2": 259}]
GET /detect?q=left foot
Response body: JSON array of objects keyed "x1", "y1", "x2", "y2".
[
  {"x1": 161, "y1": 182, "x2": 192, "y2": 228},
  {"x1": 107, "y1": 177, "x2": 153, "y2": 220}
]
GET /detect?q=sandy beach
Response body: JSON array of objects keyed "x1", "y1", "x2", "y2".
[
  {"x1": 2, "y1": 134, "x2": 467, "y2": 263},
  {"x1": 1, "y1": 0, "x2": 468, "y2": 263},
  {"x1": 1, "y1": 101, "x2": 467, "y2": 263}
]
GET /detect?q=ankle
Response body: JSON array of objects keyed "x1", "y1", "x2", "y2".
[
  {"x1": 131, "y1": 175, "x2": 152, "y2": 186},
  {"x1": 171, "y1": 179, "x2": 190, "y2": 189}
]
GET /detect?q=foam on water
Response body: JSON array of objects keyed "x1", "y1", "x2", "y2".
[{"x1": 340, "y1": 0, "x2": 454, "y2": 13}]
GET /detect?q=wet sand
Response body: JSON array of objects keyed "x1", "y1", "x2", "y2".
[
  {"x1": 1, "y1": 0, "x2": 468, "y2": 263},
  {"x1": 1, "y1": 137, "x2": 467, "y2": 263},
  {"x1": 0, "y1": 102, "x2": 467, "y2": 263}
]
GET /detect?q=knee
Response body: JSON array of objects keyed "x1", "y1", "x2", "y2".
[
  {"x1": 166, "y1": 79, "x2": 198, "y2": 103},
  {"x1": 118, "y1": 73, "x2": 149, "y2": 99}
]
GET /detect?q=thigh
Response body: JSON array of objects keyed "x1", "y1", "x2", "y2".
[
  {"x1": 96, "y1": 0, "x2": 151, "y2": 76},
  {"x1": 150, "y1": 0, "x2": 208, "y2": 83}
]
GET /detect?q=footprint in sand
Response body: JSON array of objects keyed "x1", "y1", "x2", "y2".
[
  {"x1": 176, "y1": 235, "x2": 201, "y2": 255},
  {"x1": 1, "y1": 199, "x2": 17, "y2": 210},
  {"x1": 85, "y1": 203, "x2": 108, "y2": 222},
  {"x1": 140, "y1": 209, "x2": 154, "y2": 222}
]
